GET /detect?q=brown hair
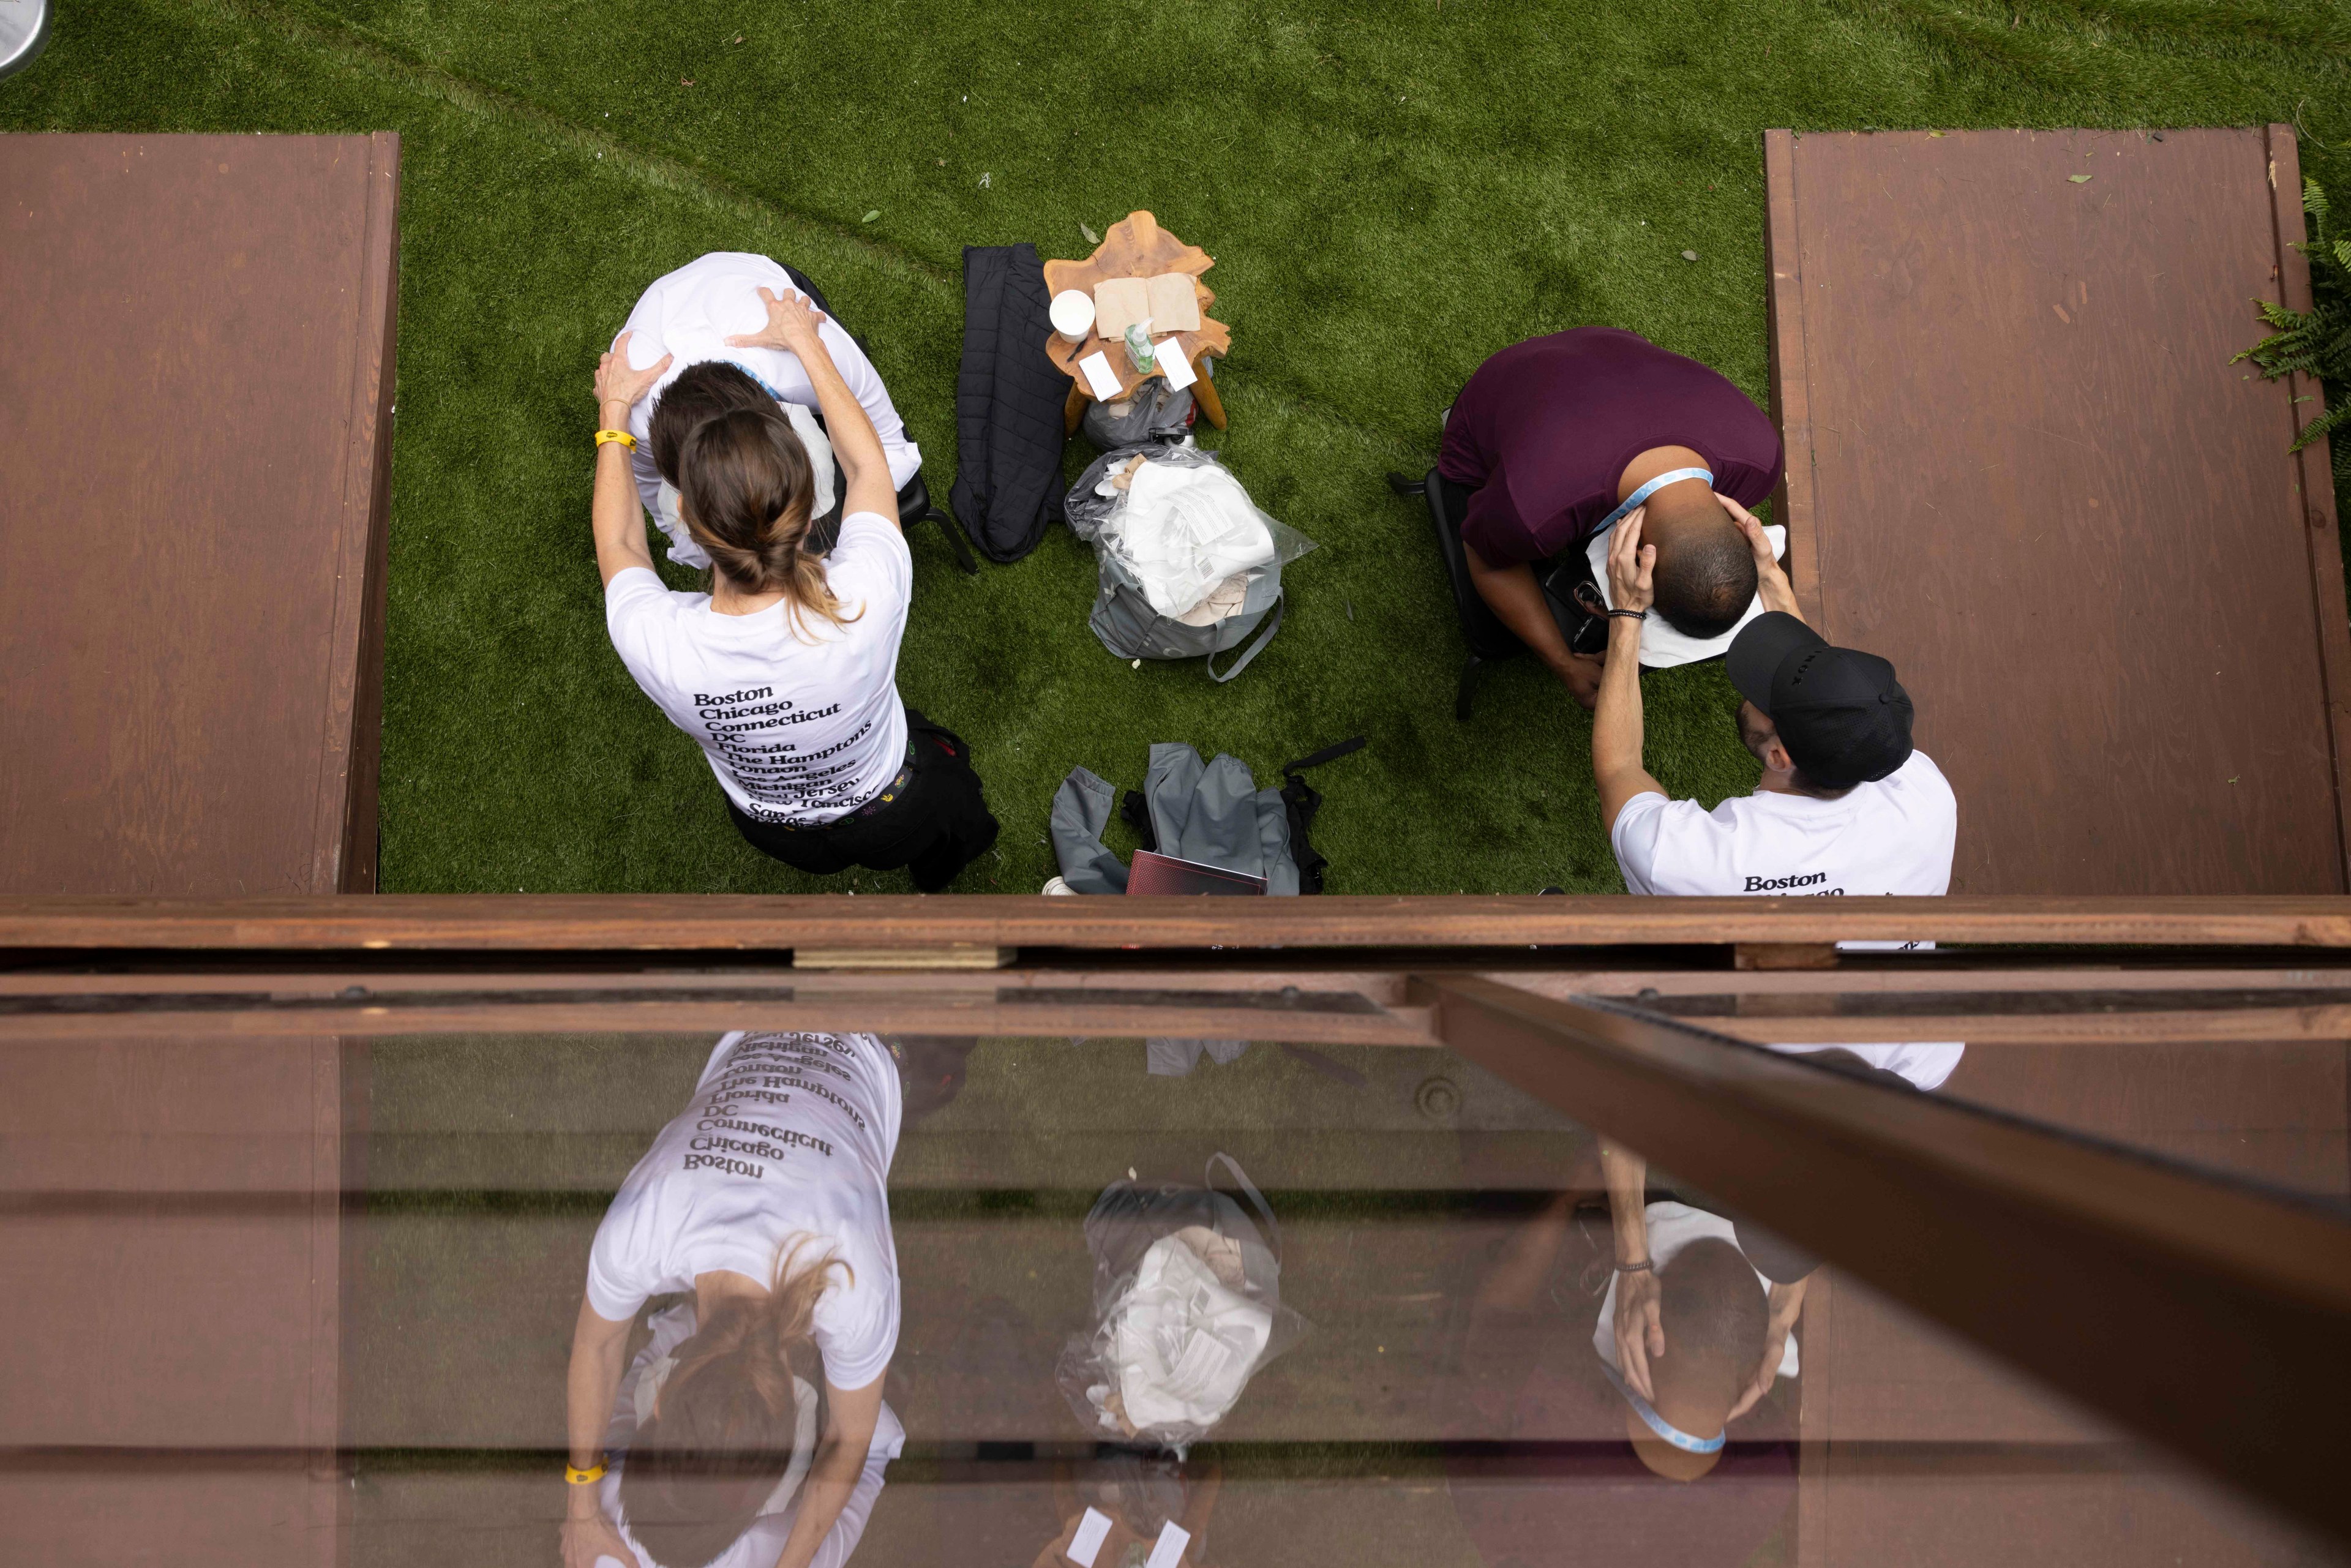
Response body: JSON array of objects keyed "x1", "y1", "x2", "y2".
[
  {"x1": 648, "y1": 361, "x2": 775, "y2": 492},
  {"x1": 617, "y1": 1239, "x2": 850, "y2": 1568},
  {"x1": 662, "y1": 375, "x2": 861, "y2": 640}
]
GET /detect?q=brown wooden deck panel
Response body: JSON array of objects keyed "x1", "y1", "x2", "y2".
[
  {"x1": 0, "y1": 1035, "x2": 349, "y2": 1566},
  {"x1": 0, "y1": 134, "x2": 400, "y2": 896},
  {"x1": 1764, "y1": 125, "x2": 2351, "y2": 896}
]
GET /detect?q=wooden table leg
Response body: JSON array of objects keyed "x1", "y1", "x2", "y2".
[
  {"x1": 1191, "y1": 358, "x2": 1227, "y2": 429},
  {"x1": 1063, "y1": 382, "x2": 1089, "y2": 436}
]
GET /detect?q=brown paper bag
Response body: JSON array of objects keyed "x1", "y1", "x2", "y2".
[
  {"x1": 1092, "y1": 277, "x2": 1151, "y2": 340},
  {"x1": 1145, "y1": 272, "x2": 1202, "y2": 333}
]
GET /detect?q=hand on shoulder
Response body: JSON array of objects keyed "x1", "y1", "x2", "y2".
[{"x1": 726, "y1": 286, "x2": 831, "y2": 359}]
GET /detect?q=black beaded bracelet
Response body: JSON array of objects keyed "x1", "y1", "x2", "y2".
[
  {"x1": 1614, "y1": 1258, "x2": 1655, "y2": 1274},
  {"x1": 1607, "y1": 609, "x2": 1648, "y2": 621}
]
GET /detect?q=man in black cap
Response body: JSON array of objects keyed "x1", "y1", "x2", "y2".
[{"x1": 1591, "y1": 501, "x2": 1955, "y2": 899}]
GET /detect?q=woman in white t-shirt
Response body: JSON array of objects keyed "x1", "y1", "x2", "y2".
[
  {"x1": 560, "y1": 1032, "x2": 905, "y2": 1568},
  {"x1": 591, "y1": 289, "x2": 997, "y2": 890}
]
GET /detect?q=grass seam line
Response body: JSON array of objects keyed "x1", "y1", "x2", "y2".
[
  {"x1": 174, "y1": 0, "x2": 1453, "y2": 459},
  {"x1": 198, "y1": 0, "x2": 956, "y2": 290}
]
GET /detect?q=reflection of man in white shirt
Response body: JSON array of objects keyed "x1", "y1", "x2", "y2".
[{"x1": 1590, "y1": 498, "x2": 1956, "y2": 906}]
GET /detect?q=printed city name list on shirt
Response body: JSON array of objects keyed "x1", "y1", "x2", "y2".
[{"x1": 677, "y1": 1035, "x2": 872, "y2": 1177}]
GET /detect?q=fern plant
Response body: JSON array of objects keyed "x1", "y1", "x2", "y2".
[{"x1": 2237, "y1": 176, "x2": 2351, "y2": 455}]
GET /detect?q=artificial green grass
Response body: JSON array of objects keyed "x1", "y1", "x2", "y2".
[{"x1": 6, "y1": 0, "x2": 2346, "y2": 894}]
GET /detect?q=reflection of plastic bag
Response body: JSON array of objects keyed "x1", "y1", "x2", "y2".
[
  {"x1": 1057, "y1": 1154, "x2": 1308, "y2": 1455},
  {"x1": 1065, "y1": 445, "x2": 1316, "y2": 681}
]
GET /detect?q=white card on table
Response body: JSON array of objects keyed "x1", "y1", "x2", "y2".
[
  {"x1": 1079, "y1": 351, "x2": 1123, "y2": 400},
  {"x1": 1065, "y1": 1507, "x2": 1114, "y2": 1568},
  {"x1": 1153, "y1": 340, "x2": 1197, "y2": 390},
  {"x1": 1144, "y1": 1520, "x2": 1191, "y2": 1568}
]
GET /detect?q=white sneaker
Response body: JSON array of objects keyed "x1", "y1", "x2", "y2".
[{"x1": 1041, "y1": 876, "x2": 1077, "y2": 896}]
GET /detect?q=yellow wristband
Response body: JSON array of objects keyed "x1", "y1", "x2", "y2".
[
  {"x1": 594, "y1": 429, "x2": 636, "y2": 450},
  {"x1": 565, "y1": 1458, "x2": 608, "y2": 1485}
]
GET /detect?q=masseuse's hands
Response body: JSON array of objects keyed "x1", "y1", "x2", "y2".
[
  {"x1": 596, "y1": 329, "x2": 672, "y2": 413},
  {"x1": 1725, "y1": 1278, "x2": 1807, "y2": 1422},
  {"x1": 1723, "y1": 493, "x2": 1801, "y2": 622},
  {"x1": 560, "y1": 1504, "x2": 632, "y2": 1568},
  {"x1": 1725, "y1": 1322, "x2": 1791, "y2": 1423},
  {"x1": 726, "y1": 285, "x2": 831, "y2": 358},
  {"x1": 1613, "y1": 1267, "x2": 1667, "y2": 1402},
  {"x1": 1606, "y1": 508, "x2": 1657, "y2": 616}
]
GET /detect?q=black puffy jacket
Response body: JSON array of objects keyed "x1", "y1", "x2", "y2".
[{"x1": 949, "y1": 243, "x2": 1070, "y2": 563}]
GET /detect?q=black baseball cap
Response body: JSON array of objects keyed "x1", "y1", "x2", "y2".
[{"x1": 1725, "y1": 612, "x2": 1914, "y2": 787}]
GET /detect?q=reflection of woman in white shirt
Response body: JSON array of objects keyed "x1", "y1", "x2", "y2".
[
  {"x1": 559, "y1": 1032, "x2": 904, "y2": 1568},
  {"x1": 590, "y1": 287, "x2": 997, "y2": 890}
]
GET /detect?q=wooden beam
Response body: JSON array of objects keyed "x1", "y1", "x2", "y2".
[{"x1": 2, "y1": 894, "x2": 2350, "y2": 952}]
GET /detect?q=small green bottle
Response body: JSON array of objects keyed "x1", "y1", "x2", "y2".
[{"x1": 1124, "y1": 321, "x2": 1158, "y2": 375}]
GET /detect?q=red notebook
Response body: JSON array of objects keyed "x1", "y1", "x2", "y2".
[{"x1": 1125, "y1": 850, "x2": 1267, "y2": 896}]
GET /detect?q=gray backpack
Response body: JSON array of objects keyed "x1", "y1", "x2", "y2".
[{"x1": 1063, "y1": 445, "x2": 1314, "y2": 683}]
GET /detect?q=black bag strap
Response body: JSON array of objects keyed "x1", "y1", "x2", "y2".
[
  {"x1": 1207, "y1": 1152, "x2": 1282, "y2": 1264},
  {"x1": 1204, "y1": 594, "x2": 1284, "y2": 683},
  {"x1": 1117, "y1": 787, "x2": 1159, "y2": 853},
  {"x1": 1282, "y1": 735, "x2": 1367, "y2": 776},
  {"x1": 1279, "y1": 736, "x2": 1364, "y2": 895}
]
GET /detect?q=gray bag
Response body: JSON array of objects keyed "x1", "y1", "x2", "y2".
[
  {"x1": 1065, "y1": 445, "x2": 1315, "y2": 683},
  {"x1": 1051, "y1": 744, "x2": 1300, "y2": 895}
]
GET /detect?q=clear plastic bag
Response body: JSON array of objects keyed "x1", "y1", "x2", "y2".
[
  {"x1": 1063, "y1": 445, "x2": 1318, "y2": 678},
  {"x1": 1056, "y1": 1153, "x2": 1309, "y2": 1456}
]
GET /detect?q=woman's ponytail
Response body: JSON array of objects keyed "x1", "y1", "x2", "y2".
[{"x1": 676, "y1": 405, "x2": 863, "y2": 640}]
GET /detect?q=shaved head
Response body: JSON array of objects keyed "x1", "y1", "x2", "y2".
[{"x1": 1642, "y1": 482, "x2": 1757, "y2": 640}]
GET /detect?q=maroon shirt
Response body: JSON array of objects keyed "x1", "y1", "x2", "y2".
[{"x1": 1438, "y1": 328, "x2": 1784, "y2": 565}]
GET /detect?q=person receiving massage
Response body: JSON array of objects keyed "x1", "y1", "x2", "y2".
[
  {"x1": 1439, "y1": 328, "x2": 1786, "y2": 708},
  {"x1": 1591, "y1": 497, "x2": 1957, "y2": 906},
  {"x1": 617, "y1": 252, "x2": 924, "y2": 566},
  {"x1": 560, "y1": 1031, "x2": 905, "y2": 1568},
  {"x1": 591, "y1": 290, "x2": 999, "y2": 891},
  {"x1": 1594, "y1": 1139, "x2": 1813, "y2": 1481}
]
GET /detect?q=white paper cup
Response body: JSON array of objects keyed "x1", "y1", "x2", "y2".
[{"x1": 1050, "y1": 289, "x2": 1096, "y2": 343}]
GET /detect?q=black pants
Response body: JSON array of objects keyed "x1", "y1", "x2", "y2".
[{"x1": 728, "y1": 709, "x2": 999, "y2": 891}]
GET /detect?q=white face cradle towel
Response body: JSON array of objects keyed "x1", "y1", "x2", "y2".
[
  {"x1": 1106, "y1": 459, "x2": 1278, "y2": 620},
  {"x1": 1587, "y1": 522, "x2": 1788, "y2": 669}
]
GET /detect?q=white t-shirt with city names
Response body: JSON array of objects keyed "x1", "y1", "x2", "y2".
[
  {"x1": 1611, "y1": 751, "x2": 1957, "y2": 902},
  {"x1": 604, "y1": 514, "x2": 911, "y2": 826},
  {"x1": 585, "y1": 1031, "x2": 902, "y2": 1392},
  {"x1": 1612, "y1": 752, "x2": 1962, "y2": 1073},
  {"x1": 1594, "y1": 1201, "x2": 1799, "y2": 1381}
]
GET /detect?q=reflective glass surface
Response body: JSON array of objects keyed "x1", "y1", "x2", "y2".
[
  {"x1": 1, "y1": 1007, "x2": 2342, "y2": 1567},
  {"x1": 1599, "y1": 964, "x2": 2351, "y2": 1206}
]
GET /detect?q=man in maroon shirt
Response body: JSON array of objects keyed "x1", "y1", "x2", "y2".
[{"x1": 1439, "y1": 328, "x2": 1786, "y2": 707}]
